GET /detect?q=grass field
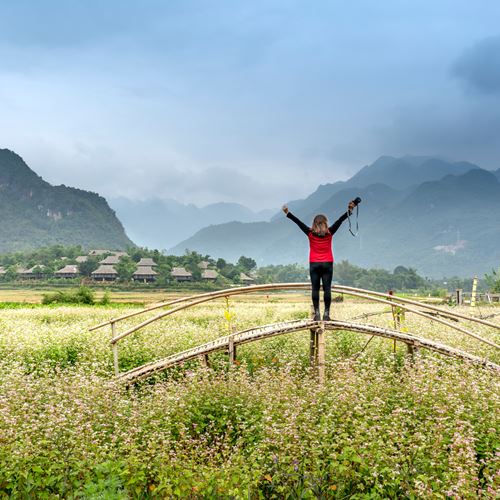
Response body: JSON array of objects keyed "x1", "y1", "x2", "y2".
[{"x1": 0, "y1": 292, "x2": 498, "y2": 498}]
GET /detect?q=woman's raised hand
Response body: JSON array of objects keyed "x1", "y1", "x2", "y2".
[
  {"x1": 282, "y1": 205, "x2": 289, "y2": 215},
  {"x1": 348, "y1": 200, "x2": 355, "y2": 212}
]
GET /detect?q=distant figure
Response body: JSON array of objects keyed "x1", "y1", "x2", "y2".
[{"x1": 283, "y1": 200, "x2": 355, "y2": 321}]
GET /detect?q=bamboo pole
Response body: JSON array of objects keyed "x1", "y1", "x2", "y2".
[
  {"x1": 334, "y1": 289, "x2": 500, "y2": 350},
  {"x1": 90, "y1": 283, "x2": 500, "y2": 335},
  {"x1": 111, "y1": 322, "x2": 119, "y2": 376},
  {"x1": 90, "y1": 283, "x2": 310, "y2": 331},
  {"x1": 228, "y1": 335, "x2": 236, "y2": 365},
  {"x1": 110, "y1": 285, "x2": 309, "y2": 344},
  {"x1": 199, "y1": 354, "x2": 210, "y2": 368},
  {"x1": 118, "y1": 319, "x2": 500, "y2": 383},
  {"x1": 317, "y1": 325, "x2": 325, "y2": 384},
  {"x1": 108, "y1": 285, "x2": 500, "y2": 351},
  {"x1": 333, "y1": 285, "x2": 500, "y2": 331}
]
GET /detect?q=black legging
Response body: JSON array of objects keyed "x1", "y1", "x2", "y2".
[{"x1": 309, "y1": 262, "x2": 333, "y2": 310}]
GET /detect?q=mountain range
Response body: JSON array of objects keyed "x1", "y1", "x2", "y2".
[
  {"x1": 109, "y1": 198, "x2": 275, "y2": 250},
  {"x1": 2, "y1": 147, "x2": 500, "y2": 278},
  {"x1": 0, "y1": 149, "x2": 133, "y2": 253},
  {"x1": 171, "y1": 156, "x2": 500, "y2": 278}
]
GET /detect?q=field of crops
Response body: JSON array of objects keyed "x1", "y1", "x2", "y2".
[{"x1": 0, "y1": 293, "x2": 499, "y2": 498}]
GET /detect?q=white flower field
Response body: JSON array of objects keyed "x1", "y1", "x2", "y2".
[{"x1": 0, "y1": 294, "x2": 499, "y2": 498}]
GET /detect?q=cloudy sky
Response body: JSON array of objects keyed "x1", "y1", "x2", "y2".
[{"x1": 1, "y1": 0, "x2": 500, "y2": 209}]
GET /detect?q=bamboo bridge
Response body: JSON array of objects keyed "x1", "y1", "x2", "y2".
[{"x1": 89, "y1": 284, "x2": 500, "y2": 383}]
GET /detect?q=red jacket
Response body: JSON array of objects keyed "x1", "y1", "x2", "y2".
[{"x1": 287, "y1": 211, "x2": 349, "y2": 263}]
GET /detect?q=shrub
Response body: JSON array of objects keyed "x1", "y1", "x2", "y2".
[{"x1": 42, "y1": 286, "x2": 95, "y2": 305}]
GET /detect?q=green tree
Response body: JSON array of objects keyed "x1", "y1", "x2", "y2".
[
  {"x1": 237, "y1": 256, "x2": 256, "y2": 272},
  {"x1": 4, "y1": 265, "x2": 18, "y2": 281},
  {"x1": 485, "y1": 267, "x2": 500, "y2": 293},
  {"x1": 78, "y1": 257, "x2": 100, "y2": 277},
  {"x1": 115, "y1": 256, "x2": 136, "y2": 281}
]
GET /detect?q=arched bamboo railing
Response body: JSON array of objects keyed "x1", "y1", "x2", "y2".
[
  {"x1": 119, "y1": 319, "x2": 500, "y2": 384},
  {"x1": 87, "y1": 283, "x2": 500, "y2": 377}
]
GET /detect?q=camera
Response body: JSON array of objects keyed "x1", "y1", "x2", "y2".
[{"x1": 353, "y1": 197, "x2": 362, "y2": 206}]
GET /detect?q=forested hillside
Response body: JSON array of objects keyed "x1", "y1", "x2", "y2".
[{"x1": 0, "y1": 149, "x2": 134, "y2": 252}]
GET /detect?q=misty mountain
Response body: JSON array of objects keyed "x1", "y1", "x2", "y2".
[
  {"x1": 0, "y1": 149, "x2": 133, "y2": 252},
  {"x1": 109, "y1": 197, "x2": 275, "y2": 250},
  {"x1": 271, "y1": 155, "x2": 482, "y2": 221},
  {"x1": 171, "y1": 160, "x2": 500, "y2": 277},
  {"x1": 348, "y1": 155, "x2": 481, "y2": 190}
]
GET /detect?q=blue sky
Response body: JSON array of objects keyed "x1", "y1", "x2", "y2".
[{"x1": 1, "y1": 0, "x2": 499, "y2": 208}]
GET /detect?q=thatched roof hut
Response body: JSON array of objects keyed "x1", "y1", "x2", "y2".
[
  {"x1": 137, "y1": 257, "x2": 156, "y2": 267},
  {"x1": 198, "y1": 261, "x2": 209, "y2": 270},
  {"x1": 100, "y1": 255, "x2": 121, "y2": 265},
  {"x1": 20, "y1": 265, "x2": 47, "y2": 279},
  {"x1": 133, "y1": 266, "x2": 158, "y2": 282},
  {"x1": 240, "y1": 272, "x2": 254, "y2": 283},
  {"x1": 91, "y1": 265, "x2": 118, "y2": 281},
  {"x1": 55, "y1": 265, "x2": 80, "y2": 278},
  {"x1": 75, "y1": 256, "x2": 88, "y2": 263},
  {"x1": 171, "y1": 267, "x2": 192, "y2": 282},
  {"x1": 201, "y1": 269, "x2": 218, "y2": 281}
]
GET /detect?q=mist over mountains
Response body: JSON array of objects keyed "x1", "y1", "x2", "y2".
[
  {"x1": 0, "y1": 149, "x2": 133, "y2": 252},
  {"x1": 2, "y1": 148, "x2": 499, "y2": 279},
  {"x1": 170, "y1": 156, "x2": 500, "y2": 278},
  {"x1": 109, "y1": 198, "x2": 275, "y2": 250}
]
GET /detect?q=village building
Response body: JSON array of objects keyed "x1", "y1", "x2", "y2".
[
  {"x1": 240, "y1": 272, "x2": 255, "y2": 284},
  {"x1": 91, "y1": 265, "x2": 118, "y2": 281},
  {"x1": 201, "y1": 269, "x2": 218, "y2": 281},
  {"x1": 171, "y1": 267, "x2": 193, "y2": 282},
  {"x1": 75, "y1": 256, "x2": 88, "y2": 263},
  {"x1": 20, "y1": 265, "x2": 47, "y2": 279},
  {"x1": 0, "y1": 267, "x2": 5, "y2": 276},
  {"x1": 100, "y1": 254, "x2": 122, "y2": 265},
  {"x1": 18, "y1": 267, "x2": 33, "y2": 279},
  {"x1": 137, "y1": 257, "x2": 156, "y2": 267},
  {"x1": 133, "y1": 266, "x2": 158, "y2": 283},
  {"x1": 55, "y1": 264, "x2": 80, "y2": 279},
  {"x1": 198, "y1": 261, "x2": 209, "y2": 270}
]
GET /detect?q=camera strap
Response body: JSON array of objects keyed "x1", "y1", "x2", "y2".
[{"x1": 347, "y1": 204, "x2": 359, "y2": 237}]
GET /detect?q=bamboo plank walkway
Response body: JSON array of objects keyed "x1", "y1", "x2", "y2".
[{"x1": 118, "y1": 319, "x2": 500, "y2": 383}]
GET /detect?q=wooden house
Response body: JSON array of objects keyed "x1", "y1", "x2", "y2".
[
  {"x1": 20, "y1": 266, "x2": 46, "y2": 279},
  {"x1": 240, "y1": 272, "x2": 255, "y2": 284},
  {"x1": 171, "y1": 267, "x2": 193, "y2": 282},
  {"x1": 100, "y1": 254, "x2": 122, "y2": 265},
  {"x1": 137, "y1": 257, "x2": 156, "y2": 267},
  {"x1": 55, "y1": 265, "x2": 80, "y2": 279},
  {"x1": 133, "y1": 266, "x2": 158, "y2": 283},
  {"x1": 201, "y1": 269, "x2": 218, "y2": 281},
  {"x1": 75, "y1": 256, "x2": 88, "y2": 263},
  {"x1": 91, "y1": 265, "x2": 118, "y2": 281}
]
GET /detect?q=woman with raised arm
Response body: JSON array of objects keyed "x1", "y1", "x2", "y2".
[{"x1": 283, "y1": 200, "x2": 356, "y2": 321}]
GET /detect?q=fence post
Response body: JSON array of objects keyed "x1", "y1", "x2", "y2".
[
  {"x1": 317, "y1": 325, "x2": 325, "y2": 384},
  {"x1": 111, "y1": 322, "x2": 119, "y2": 377},
  {"x1": 309, "y1": 304, "x2": 318, "y2": 368},
  {"x1": 199, "y1": 354, "x2": 210, "y2": 368},
  {"x1": 456, "y1": 288, "x2": 463, "y2": 306},
  {"x1": 471, "y1": 277, "x2": 478, "y2": 308},
  {"x1": 228, "y1": 327, "x2": 237, "y2": 365}
]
